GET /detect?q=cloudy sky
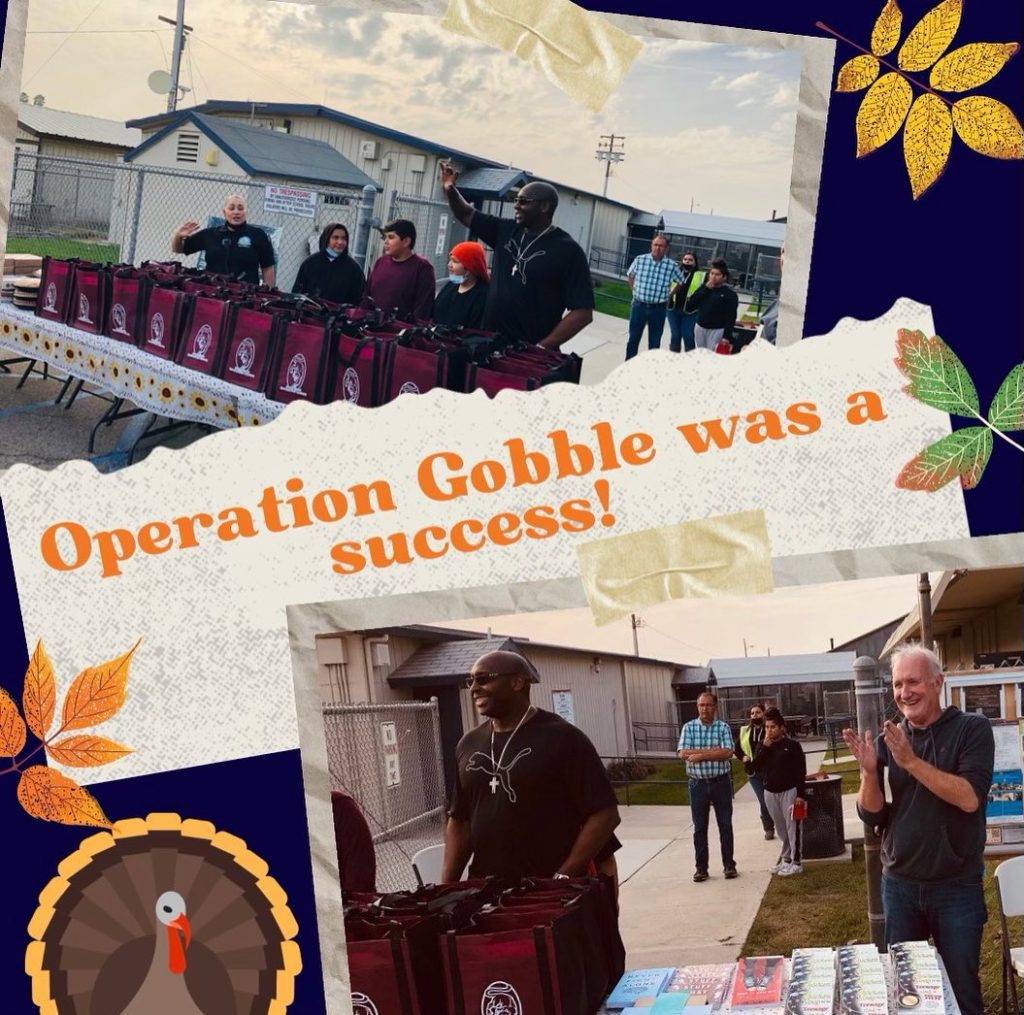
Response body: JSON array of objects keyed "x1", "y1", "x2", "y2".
[
  {"x1": 438, "y1": 573, "x2": 925, "y2": 665},
  {"x1": 21, "y1": 0, "x2": 802, "y2": 218}
]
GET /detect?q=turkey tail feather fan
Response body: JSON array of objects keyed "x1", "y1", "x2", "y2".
[{"x1": 26, "y1": 813, "x2": 301, "y2": 1014}]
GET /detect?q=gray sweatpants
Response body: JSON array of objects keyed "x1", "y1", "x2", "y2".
[
  {"x1": 693, "y1": 324, "x2": 726, "y2": 351},
  {"x1": 764, "y1": 786, "x2": 801, "y2": 865}
]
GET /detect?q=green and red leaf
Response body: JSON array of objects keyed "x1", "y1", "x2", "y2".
[
  {"x1": 987, "y1": 364, "x2": 1024, "y2": 432},
  {"x1": 894, "y1": 328, "x2": 979, "y2": 416},
  {"x1": 896, "y1": 427, "x2": 992, "y2": 491}
]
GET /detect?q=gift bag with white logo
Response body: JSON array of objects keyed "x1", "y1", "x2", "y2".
[
  {"x1": 267, "y1": 320, "x2": 332, "y2": 404},
  {"x1": 380, "y1": 332, "x2": 453, "y2": 404},
  {"x1": 35, "y1": 257, "x2": 79, "y2": 324},
  {"x1": 218, "y1": 305, "x2": 283, "y2": 392},
  {"x1": 68, "y1": 263, "x2": 111, "y2": 335},
  {"x1": 345, "y1": 919, "x2": 424, "y2": 1015},
  {"x1": 329, "y1": 331, "x2": 386, "y2": 408},
  {"x1": 443, "y1": 904, "x2": 593, "y2": 1015},
  {"x1": 106, "y1": 268, "x2": 151, "y2": 345},
  {"x1": 139, "y1": 284, "x2": 190, "y2": 360},
  {"x1": 176, "y1": 295, "x2": 232, "y2": 376}
]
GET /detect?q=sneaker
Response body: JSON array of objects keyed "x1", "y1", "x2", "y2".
[
  {"x1": 769, "y1": 860, "x2": 787, "y2": 874},
  {"x1": 778, "y1": 863, "x2": 803, "y2": 877},
  {"x1": 724, "y1": 867, "x2": 738, "y2": 879},
  {"x1": 764, "y1": 828, "x2": 776, "y2": 840},
  {"x1": 693, "y1": 870, "x2": 709, "y2": 882}
]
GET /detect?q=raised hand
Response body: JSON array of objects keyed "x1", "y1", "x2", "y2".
[
  {"x1": 881, "y1": 720, "x2": 915, "y2": 768},
  {"x1": 438, "y1": 161, "x2": 458, "y2": 191},
  {"x1": 175, "y1": 220, "x2": 200, "y2": 238}
]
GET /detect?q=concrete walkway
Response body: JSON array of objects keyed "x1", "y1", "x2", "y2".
[{"x1": 615, "y1": 752, "x2": 865, "y2": 971}]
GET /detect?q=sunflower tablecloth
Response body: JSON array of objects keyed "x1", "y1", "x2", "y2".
[{"x1": 0, "y1": 305, "x2": 285, "y2": 428}]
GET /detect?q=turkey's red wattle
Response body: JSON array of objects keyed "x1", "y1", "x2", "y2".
[{"x1": 167, "y1": 914, "x2": 191, "y2": 975}]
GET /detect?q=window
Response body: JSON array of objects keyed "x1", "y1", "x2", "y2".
[
  {"x1": 176, "y1": 132, "x2": 200, "y2": 163},
  {"x1": 962, "y1": 684, "x2": 1003, "y2": 719}
]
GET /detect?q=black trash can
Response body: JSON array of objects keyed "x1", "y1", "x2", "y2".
[{"x1": 802, "y1": 774, "x2": 845, "y2": 858}]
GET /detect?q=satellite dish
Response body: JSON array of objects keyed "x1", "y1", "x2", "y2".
[{"x1": 147, "y1": 70, "x2": 172, "y2": 95}]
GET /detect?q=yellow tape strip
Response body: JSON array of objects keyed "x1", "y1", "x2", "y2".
[
  {"x1": 440, "y1": 0, "x2": 642, "y2": 113},
  {"x1": 576, "y1": 509, "x2": 774, "y2": 625}
]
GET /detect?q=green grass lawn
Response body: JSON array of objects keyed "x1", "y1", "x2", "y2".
[
  {"x1": 5, "y1": 237, "x2": 120, "y2": 264},
  {"x1": 593, "y1": 279, "x2": 631, "y2": 320},
  {"x1": 743, "y1": 846, "x2": 1009, "y2": 1012},
  {"x1": 612, "y1": 759, "x2": 748, "y2": 807}
]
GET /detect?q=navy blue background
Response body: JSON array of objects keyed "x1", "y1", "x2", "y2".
[{"x1": 1, "y1": 1, "x2": 1022, "y2": 1009}]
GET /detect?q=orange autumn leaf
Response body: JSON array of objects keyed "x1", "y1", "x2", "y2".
[
  {"x1": 0, "y1": 687, "x2": 27, "y2": 757},
  {"x1": 60, "y1": 641, "x2": 139, "y2": 733},
  {"x1": 46, "y1": 735, "x2": 133, "y2": 768},
  {"x1": 16, "y1": 765, "x2": 111, "y2": 828},
  {"x1": 23, "y1": 640, "x2": 57, "y2": 741}
]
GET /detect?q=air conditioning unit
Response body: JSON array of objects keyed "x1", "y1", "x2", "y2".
[
  {"x1": 408, "y1": 154, "x2": 426, "y2": 173},
  {"x1": 359, "y1": 140, "x2": 380, "y2": 160},
  {"x1": 371, "y1": 641, "x2": 391, "y2": 666},
  {"x1": 380, "y1": 156, "x2": 392, "y2": 171}
]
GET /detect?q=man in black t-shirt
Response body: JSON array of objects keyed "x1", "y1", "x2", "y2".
[
  {"x1": 171, "y1": 193, "x2": 276, "y2": 286},
  {"x1": 441, "y1": 650, "x2": 620, "y2": 882},
  {"x1": 439, "y1": 165, "x2": 594, "y2": 347}
]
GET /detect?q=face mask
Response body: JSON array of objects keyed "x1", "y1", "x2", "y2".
[
  {"x1": 448, "y1": 273, "x2": 466, "y2": 285},
  {"x1": 325, "y1": 248, "x2": 341, "y2": 260}
]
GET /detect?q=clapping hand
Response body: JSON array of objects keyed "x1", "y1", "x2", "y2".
[
  {"x1": 842, "y1": 726, "x2": 878, "y2": 774},
  {"x1": 881, "y1": 720, "x2": 915, "y2": 767},
  {"x1": 438, "y1": 161, "x2": 458, "y2": 191}
]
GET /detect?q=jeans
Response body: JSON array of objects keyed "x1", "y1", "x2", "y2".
[
  {"x1": 667, "y1": 309, "x2": 697, "y2": 352},
  {"x1": 747, "y1": 773, "x2": 774, "y2": 831},
  {"x1": 881, "y1": 875, "x2": 987, "y2": 1015},
  {"x1": 689, "y1": 774, "x2": 735, "y2": 872},
  {"x1": 625, "y1": 301, "x2": 668, "y2": 360}
]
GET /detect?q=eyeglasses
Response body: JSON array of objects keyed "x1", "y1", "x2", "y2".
[
  {"x1": 512, "y1": 197, "x2": 539, "y2": 206},
  {"x1": 464, "y1": 671, "x2": 515, "y2": 689}
]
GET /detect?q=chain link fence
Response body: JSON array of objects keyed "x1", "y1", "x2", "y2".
[
  {"x1": 386, "y1": 189, "x2": 468, "y2": 281},
  {"x1": 7, "y1": 150, "x2": 367, "y2": 290},
  {"x1": 322, "y1": 700, "x2": 447, "y2": 893}
]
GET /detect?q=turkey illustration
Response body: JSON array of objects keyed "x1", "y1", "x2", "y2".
[{"x1": 26, "y1": 813, "x2": 301, "y2": 1014}]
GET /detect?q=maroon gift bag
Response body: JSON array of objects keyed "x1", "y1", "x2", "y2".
[
  {"x1": 219, "y1": 305, "x2": 282, "y2": 391},
  {"x1": 35, "y1": 257, "x2": 78, "y2": 323},
  {"x1": 68, "y1": 263, "x2": 110, "y2": 335},
  {"x1": 466, "y1": 361, "x2": 541, "y2": 396},
  {"x1": 442, "y1": 905, "x2": 592, "y2": 1015},
  {"x1": 267, "y1": 320, "x2": 332, "y2": 404},
  {"x1": 140, "y1": 285, "x2": 189, "y2": 360},
  {"x1": 346, "y1": 922, "x2": 423, "y2": 1015},
  {"x1": 106, "y1": 270, "x2": 151, "y2": 345},
  {"x1": 176, "y1": 295, "x2": 232, "y2": 376},
  {"x1": 381, "y1": 335, "x2": 450, "y2": 403},
  {"x1": 329, "y1": 332, "x2": 385, "y2": 408}
]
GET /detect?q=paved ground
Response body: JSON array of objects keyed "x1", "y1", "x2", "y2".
[{"x1": 0, "y1": 310, "x2": 634, "y2": 478}]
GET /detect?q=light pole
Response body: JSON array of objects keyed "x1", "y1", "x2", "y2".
[{"x1": 158, "y1": 1, "x2": 192, "y2": 113}]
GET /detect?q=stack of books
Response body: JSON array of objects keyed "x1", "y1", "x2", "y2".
[
  {"x1": 889, "y1": 941, "x2": 946, "y2": 1013},
  {"x1": 837, "y1": 944, "x2": 888, "y2": 1014},
  {"x1": 785, "y1": 947, "x2": 836, "y2": 1014}
]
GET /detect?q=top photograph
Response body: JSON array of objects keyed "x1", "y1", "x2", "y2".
[{"x1": 0, "y1": 0, "x2": 821, "y2": 473}]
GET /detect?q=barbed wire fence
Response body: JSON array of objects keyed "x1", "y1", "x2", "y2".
[{"x1": 322, "y1": 699, "x2": 447, "y2": 892}]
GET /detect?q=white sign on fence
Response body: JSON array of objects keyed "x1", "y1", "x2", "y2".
[
  {"x1": 551, "y1": 690, "x2": 575, "y2": 726},
  {"x1": 264, "y1": 185, "x2": 318, "y2": 219},
  {"x1": 384, "y1": 753, "x2": 402, "y2": 787},
  {"x1": 381, "y1": 721, "x2": 397, "y2": 748},
  {"x1": 435, "y1": 213, "x2": 449, "y2": 256}
]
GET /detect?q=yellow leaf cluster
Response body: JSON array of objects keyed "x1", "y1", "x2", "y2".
[{"x1": 835, "y1": 0, "x2": 1023, "y2": 198}]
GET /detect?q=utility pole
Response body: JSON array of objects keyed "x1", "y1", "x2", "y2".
[
  {"x1": 158, "y1": 1, "x2": 193, "y2": 113},
  {"x1": 630, "y1": 613, "x2": 641, "y2": 657},
  {"x1": 594, "y1": 134, "x2": 626, "y2": 197}
]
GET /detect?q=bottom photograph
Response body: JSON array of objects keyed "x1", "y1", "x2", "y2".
[{"x1": 289, "y1": 564, "x2": 1023, "y2": 1015}]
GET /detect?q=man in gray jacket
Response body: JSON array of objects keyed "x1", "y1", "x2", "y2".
[{"x1": 843, "y1": 645, "x2": 994, "y2": 1015}]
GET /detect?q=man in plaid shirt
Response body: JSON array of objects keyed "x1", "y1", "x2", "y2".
[
  {"x1": 624, "y1": 234, "x2": 683, "y2": 361},
  {"x1": 678, "y1": 691, "x2": 738, "y2": 882}
]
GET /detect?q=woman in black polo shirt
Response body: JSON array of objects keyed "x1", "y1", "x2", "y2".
[{"x1": 171, "y1": 194, "x2": 276, "y2": 286}]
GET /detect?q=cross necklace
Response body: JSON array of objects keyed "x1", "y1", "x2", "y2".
[
  {"x1": 510, "y1": 225, "x2": 553, "y2": 278},
  {"x1": 489, "y1": 705, "x2": 535, "y2": 794}
]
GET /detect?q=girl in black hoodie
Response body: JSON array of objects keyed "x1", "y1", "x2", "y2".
[{"x1": 292, "y1": 222, "x2": 365, "y2": 304}]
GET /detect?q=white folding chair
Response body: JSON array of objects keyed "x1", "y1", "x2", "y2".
[
  {"x1": 411, "y1": 843, "x2": 447, "y2": 887},
  {"x1": 994, "y1": 855, "x2": 1024, "y2": 1013}
]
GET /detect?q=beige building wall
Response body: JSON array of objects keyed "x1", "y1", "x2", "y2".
[
  {"x1": 622, "y1": 658, "x2": 677, "y2": 728},
  {"x1": 938, "y1": 596, "x2": 1024, "y2": 672}
]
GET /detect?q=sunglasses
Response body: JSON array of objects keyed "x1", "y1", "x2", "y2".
[
  {"x1": 512, "y1": 197, "x2": 540, "y2": 206},
  {"x1": 464, "y1": 671, "x2": 516, "y2": 689}
]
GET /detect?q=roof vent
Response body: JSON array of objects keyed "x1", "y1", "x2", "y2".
[{"x1": 176, "y1": 132, "x2": 200, "y2": 163}]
